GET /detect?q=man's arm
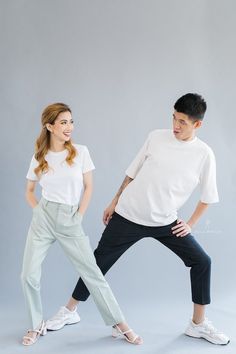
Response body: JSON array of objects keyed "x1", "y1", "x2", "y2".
[
  {"x1": 171, "y1": 201, "x2": 209, "y2": 237},
  {"x1": 103, "y1": 176, "x2": 133, "y2": 225}
]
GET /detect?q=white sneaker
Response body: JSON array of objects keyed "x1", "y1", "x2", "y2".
[
  {"x1": 46, "y1": 306, "x2": 80, "y2": 331},
  {"x1": 185, "y1": 318, "x2": 230, "y2": 345}
]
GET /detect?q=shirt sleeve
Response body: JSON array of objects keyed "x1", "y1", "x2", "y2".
[
  {"x1": 82, "y1": 146, "x2": 95, "y2": 173},
  {"x1": 125, "y1": 133, "x2": 151, "y2": 179},
  {"x1": 199, "y1": 149, "x2": 219, "y2": 203},
  {"x1": 26, "y1": 155, "x2": 39, "y2": 181}
]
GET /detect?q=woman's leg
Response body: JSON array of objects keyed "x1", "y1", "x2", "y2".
[
  {"x1": 56, "y1": 210, "x2": 143, "y2": 343},
  {"x1": 57, "y1": 228, "x2": 126, "y2": 326},
  {"x1": 47, "y1": 213, "x2": 143, "y2": 333},
  {"x1": 21, "y1": 205, "x2": 54, "y2": 343}
]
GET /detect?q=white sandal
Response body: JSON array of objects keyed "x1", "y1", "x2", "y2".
[
  {"x1": 112, "y1": 325, "x2": 143, "y2": 345},
  {"x1": 22, "y1": 320, "x2": 47, "y2": 346}
]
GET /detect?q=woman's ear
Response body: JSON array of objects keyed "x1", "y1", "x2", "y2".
[{"x1": 46, "y1": 123, "x2": 52, "y2": 132}]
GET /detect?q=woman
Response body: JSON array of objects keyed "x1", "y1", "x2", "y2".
[{"x1": 21, "y1": 103, "x2": 143, "y2": 346}]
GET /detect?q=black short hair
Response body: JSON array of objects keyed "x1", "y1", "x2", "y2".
[{"x1": 174, "y1": 93, "x2": 207, "y2": 120}]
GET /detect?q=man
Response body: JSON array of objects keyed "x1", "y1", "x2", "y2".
[{"x1": 47, "y1": 93, "x2": 229, "y2": 345}]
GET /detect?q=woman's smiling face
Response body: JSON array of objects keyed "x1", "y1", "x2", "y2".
[{"x1": 47, "y1": 111, "x2": 74, "y2": 143}]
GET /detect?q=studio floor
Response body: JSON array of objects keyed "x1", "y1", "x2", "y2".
[{"x1": 1, "y1": 296, "x2": 235, "y2": 354}]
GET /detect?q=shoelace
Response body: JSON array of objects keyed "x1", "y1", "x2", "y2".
[
  {"x1": 202, "y1": 318, "x2": 222, "y2": 335},
  {"x1": 50, "y1": 308, "x2": 68, "y2": 321}
]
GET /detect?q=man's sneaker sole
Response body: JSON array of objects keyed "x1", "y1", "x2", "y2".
[
  {"x1": 185, "y1": 329, "x2": 230, "y2": 345},
  {"x1": 46, "y1": 318, "x2": 81, "y2": 331}
]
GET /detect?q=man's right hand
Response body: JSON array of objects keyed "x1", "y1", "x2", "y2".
[
  {"x1": 102, "y1": 176, "x2": 133, "y2": 225},
  {"x1": 103, "y1": 201, "x2": 116, "y2": 225}
]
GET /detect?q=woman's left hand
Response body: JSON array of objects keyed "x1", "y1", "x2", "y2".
[{"x1": 171, "y1": 219, "x2": 191, "y2": 237}]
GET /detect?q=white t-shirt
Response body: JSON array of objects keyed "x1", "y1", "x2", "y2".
[
  {"x1": 115, "y1": 129, "x2": 219, "y2": 226},
  {"x1": 26, "y1": 144, "x2": 95, "y2": 205}
]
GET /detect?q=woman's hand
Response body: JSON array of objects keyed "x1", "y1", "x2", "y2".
[{"x1": 26, "y1": 180, "x2": 38, "y2": 208}]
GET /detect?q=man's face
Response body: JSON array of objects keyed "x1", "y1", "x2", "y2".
[{"x1": 172, "y1": 111, "x2": 202, "y2": 141}]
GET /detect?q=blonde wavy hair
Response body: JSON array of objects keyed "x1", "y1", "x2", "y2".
[{"x1": 34, "y1": 103, "x2": 77, "y2": 177}]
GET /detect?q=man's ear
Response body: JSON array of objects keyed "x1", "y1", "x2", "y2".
[{"x1": 194, "y1": 120, "x2": 202, "y2": 129}]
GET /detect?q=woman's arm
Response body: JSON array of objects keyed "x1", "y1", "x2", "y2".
[
  {"x1": 78, "y1": 171, "x2": 93, "y2": 216},
  {"x1": 25, "y1": 180, "x2": 38, "y2": 208}
]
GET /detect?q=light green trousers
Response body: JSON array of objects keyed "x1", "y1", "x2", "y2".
[{"x1": 21, "y1": 198, "x2": 125, "y2": 329}]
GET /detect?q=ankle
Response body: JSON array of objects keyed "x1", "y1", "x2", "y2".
[
  {"x1": 116, "y1": 322, "x2": 128, "y2": 331},
  {"x1": 66, "y1": 305, "x2": 76, "y2": 312},
  {"x1": 192, "y1": 317, "x2": 204, "y2": 325},
  {"x1": 66, "y1": 298, "x2": 79, "y2": 312},
  {"x1": 114, "y1": 322, "x2": 127, "y2": 330}
]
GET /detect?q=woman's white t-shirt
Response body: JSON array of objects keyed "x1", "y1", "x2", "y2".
[
  {"x1": 26, "y1": 144, "x2": 95, "y2": 205},
  {"x1": 115, "y1": 129, "x2": 219, "y2": 226}
]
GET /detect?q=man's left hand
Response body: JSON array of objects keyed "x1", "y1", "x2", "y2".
[{"x1": 171, "y1": 219, "x2": 191, "y2": 237}]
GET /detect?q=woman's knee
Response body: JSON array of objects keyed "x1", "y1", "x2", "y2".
[{"x1": 21, "y1": 271, "x2": 40, "y2": 288}]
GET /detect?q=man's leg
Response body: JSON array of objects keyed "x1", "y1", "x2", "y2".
[
  {"x1": 72, "y1": 213, "x2": 143, "y2": 301},
  {"x1": 193, "y1": 303, "x2": 205, "y2": 324},
  {"x1": 154, "y1": 230, "x2": 211, "y2": 305},
  {"x1": 153, "y1": 225, "x2": 229, "y2": 345}
]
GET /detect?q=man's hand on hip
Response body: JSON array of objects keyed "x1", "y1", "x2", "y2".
[{"x1": 171, "y1": 219, "x2": 191, "y2": 237}]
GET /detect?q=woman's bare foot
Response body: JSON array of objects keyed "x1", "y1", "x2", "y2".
[
  {"x1": 113, "y1": 323, "x2": 143, "y2": 344},
  {"x1": 22, "y1": 321, "x2": 47, "y2": 346},
  {"x1": 22, "y1": 330, "x2": 39, "y2": 345}
]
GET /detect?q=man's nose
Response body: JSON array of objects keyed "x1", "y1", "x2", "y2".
[{"x1": 174, "y1": 122, "x2": 180, "y2": 129}]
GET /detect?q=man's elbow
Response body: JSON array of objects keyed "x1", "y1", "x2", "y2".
[{"x1": 200, "y1": 201, "x2": 209, "y2": 207}]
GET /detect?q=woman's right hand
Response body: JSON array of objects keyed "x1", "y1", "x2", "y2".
[
  {"x1": 26, "y1": 180, "x2": 38, "y2": 208},
  {"x1": 103, "y1": 201, "x2": 116, "y2": 225}
]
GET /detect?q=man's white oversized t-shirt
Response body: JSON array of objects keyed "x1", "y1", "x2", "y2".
[
  {"x1": 115, "y1": 129, "x2": 219, "y2": 226},
  {"x1": 26, "y1": 144, "x2": 95, "y2": 205}
]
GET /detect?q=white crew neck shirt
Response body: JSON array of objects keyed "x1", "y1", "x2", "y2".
[
  {"x1": 26, "y1": 144, "x2": 95, "y2": 205},
  {"x1": 115, "y1": 129, "x2": 219, "y2": 226}
]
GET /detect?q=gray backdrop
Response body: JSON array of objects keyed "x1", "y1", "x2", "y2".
[{"x1": 1, "y1": 0, "x2": 235, "y2": 353}]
